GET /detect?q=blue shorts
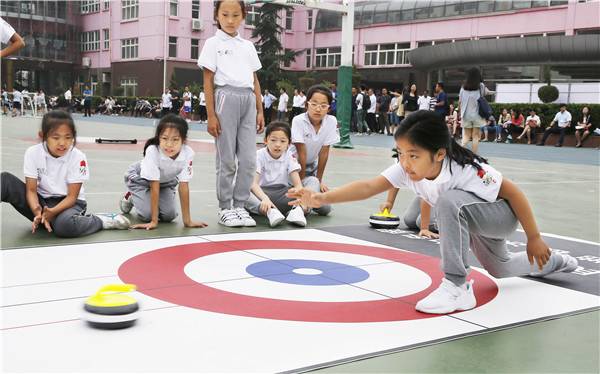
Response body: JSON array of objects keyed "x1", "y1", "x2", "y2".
[{"x1": 183, "y1": 106, "x2": 192, "y2": 113}]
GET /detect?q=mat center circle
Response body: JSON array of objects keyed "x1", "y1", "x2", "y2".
[
  {"x1": 245, "y1": 259, "x2": 370, "y2": 286},
  {"x1": 293, "y1": 268, "x2": 323, "y2": 275}
]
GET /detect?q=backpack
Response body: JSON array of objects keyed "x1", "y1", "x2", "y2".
[
  {"x1": 362, "y1": 93, "x2": 371, "y2": 110},
  {"x1": 477, "y1": 84, "x2": 493, "y2": 120}
]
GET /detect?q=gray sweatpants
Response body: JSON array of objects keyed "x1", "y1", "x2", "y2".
[
  {"x1": 1, "y1": 171, "x2": 103, "y2": 238},
  {"x1": 125, "y1": 162, "x2": 178, "y2": 222},
  {"x1": 435, "y1": 189, "x2": 567, "y2": 286},
  {"x1": 302, "y1": 174, "x2": 331, "y2": 216},
  {"x1": 245, "y1": 184, "x2": 295, "y2": 216},
  {"x1": 402, "y1": 196, "x2": 438, "y2": 231},
  {"x1": 214, "y1": 85, "x2": 257, "y2": 210}
]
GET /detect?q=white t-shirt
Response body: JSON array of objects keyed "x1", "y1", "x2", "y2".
[
  {"x1": 526, "y1": 115, "x2": 541, "y2": 126},
  {"x1": 278, "y1": 93, "x2": 289, "y2": 112},
  {"x1": 256, "y1": 147, "x2": 300, "y2": 187},
  {"x1": 553, "y1": 111, "x2": 572, "y2": 128},
  {"x1": 418, "y1": 95, "x2": 431, "y2": 110},
  {"x1": 199, "y1": 92, "x2": 206, "y2": 106},
  {"x1": 64, "y1": 90, "x2": 71, "y2": 101},
  {"x1": 182, "y1": 91, "x2": 192, "y2": 107},
  {"x1": 368, "y1": 94, "x2": 377, "y2": 113},
  {"x1": 23, "y1": 143, "x2": 89, "y2": 200},
  {"x1": 197, "y1": 29, "x2": 261, "y2": 89},
  {"x1": 381, "y1": 158, "x2": 503, "y2": 207},
  {"x1": 291, "y1": 113, "x2": 340, "y2": 168},
  {"x1": 292, "y1": 94, "x2": 305, "y2": 108},
  {"x1": 161, "y1": 93, "x2": 172, "y2": 108},
  {"x1": 12, "y1": 90, "x2": 22, "y2": 103},
  {"x1": 355, "y1": 93, "x2": 363, "y2": 108},
  {"x1": 0, "y1": 17, "x2": 16, "y2": 44},
  {"x1": 140, "y1": 144, "x2": 194, "y2": 183}
]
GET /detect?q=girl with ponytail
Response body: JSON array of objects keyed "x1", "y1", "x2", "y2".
[
  {"x1": 288, "y1": 110, "x2": 578, "y2": 315},
  {"x1": 120, "y1": 114, "x2": 207, "y2": 230}
]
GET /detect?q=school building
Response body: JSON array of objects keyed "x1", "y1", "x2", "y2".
[{"x1": 1, "y1": 0, "x2": 599, "y2": 96}]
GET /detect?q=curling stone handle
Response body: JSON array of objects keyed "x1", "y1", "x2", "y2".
[
  {"x1": 382, "y1": 208, "x2": 390, "y2": 216},
  {"x1": 95, "y1": 284, "x2": 137, "y2": 296}
]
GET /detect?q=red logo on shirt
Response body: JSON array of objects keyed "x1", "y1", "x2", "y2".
[
  {"x1": 188, "y1": 160, "x2": 193, "y2": 175},
  {"x1": 79, "y1": 160, "x2": 87, "y2": 175},
  {"x1": 477, "y1": 168, "x2": 496, "y2": 186}
]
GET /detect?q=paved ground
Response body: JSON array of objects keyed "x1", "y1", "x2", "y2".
[{"x1": 1, "y1": 113, "x2": 599, "y2": 373}]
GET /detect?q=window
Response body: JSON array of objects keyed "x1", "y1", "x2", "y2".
[
  {"x1": 103, "y1": 0, "x2": 110, "y2": 10},
  {"x1": 373, "y1": 2, "x2": 389, "y2": 23},
  {"x1": 169, "y1": 0, "x2": 178, "y2": 16},
  {"x1": 121, "y1": 37, "x2": 138, "y2": 59},
  {"x1": 192, "y1": 0, "x2": 200, "y2": 19},
  {"x1": 120, "y1": 77, "x2": 138, "y2": 96},
  {"x1": 103, "y1": 28, "x2": 109, "y2": 49},
  {"x1": 364, "y1": 43, "x2": 411, "y2": 66},
  {"x1": 285, "y1": 9, "x2": 293, "y2": 30},
  {"x1": 122, "y1": 0, "x2": 138, "y2": 20},
  {"x1": 305, "y1": 49, "x2": 311, "y2": 68},
  {"x1": 80, "y1": 0, "x2": 100, "y2": 14},
  {"x1": 80, "y1": 30, "x2": 100, "y2": 52},
  {"x1": 169, "y1": 36, "x2": 177, "y2": 58},
  {"x1": 191, "y1": 38, "x2": 199, "y2": 60},
  {"x1": 315, "y1": 47, "x2": 341, "y2": 68},
  {"x1": 307, "y1": 10, "x2": 313, "y2": 30},
  {"x1": 512, "y1": 1, "x2": 532, "y2": 9},
  {"x1": 246, "y1": 5, "x2": 259, "y2": 26}
]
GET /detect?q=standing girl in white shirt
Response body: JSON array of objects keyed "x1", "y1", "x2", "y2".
[
  {"x1": 246, "y1": 121, "x2": 308, "y2": 227},
  {"x1": 288, "y1": 110, "x2": 578, "y2": 314},
  {"x1": 291, "y1": 84, "x2": 339, "y2": 216},
  {"x1": 120, "y1": 114, "x2": 207, "y2": 230},
  {"x1": 1, "y1": 110, "x2": 129, "y2": 237},
  {"x1": 197, "y1": 0, "x2": 265, "y2": 227}
]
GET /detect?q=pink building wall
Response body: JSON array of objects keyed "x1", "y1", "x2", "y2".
[{"x1": 80, "y1": 0, "x2": 599, "y2": 73}]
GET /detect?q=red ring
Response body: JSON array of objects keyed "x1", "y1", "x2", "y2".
[{"x1": 118, "y1": 240, "x2": 498, "y2": 322}]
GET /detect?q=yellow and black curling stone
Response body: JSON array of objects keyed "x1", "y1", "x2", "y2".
[
  {"x1": 83, "y1": 284, "x2": 139, "y2": 329},
  {"x1": 369, "y1": 208, "x2": 400, "y2": 229}
]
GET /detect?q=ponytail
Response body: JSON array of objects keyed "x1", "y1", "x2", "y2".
[
  {"x1": 143, "y1": 136, "x2": 160, "y2": 156},
  {"x1": 395, "y1": 110, "x2": 488, "y2": 174},
  {"x1": 448, "y1": 138, "x2": 488, "y2": 173}
]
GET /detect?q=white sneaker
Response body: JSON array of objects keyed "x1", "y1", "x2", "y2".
[
  {"x1": 234, "y1": 207, "x2": 256, "y2": 227},
  {"x1": 218, "y1": 209, "x2": 244, "y2": 227},
  {"x1": 267, "y1": 208, "x2": 285, "y2": 227},
  {"x1": 119, "y1": 191, "x2": 133, "y2": 214},
  {"x1": 415, "y1": 278, "x2": 476, "y2": 314},
  {"x1": 530, "y1": 253, "x2": 578, "y2": 277},
  {"x1": 286, "y1": 206, "x2": 307, "y2": 227},
  {"x1": 96, "y1": 213, "x2": 130, "y2": 230}
]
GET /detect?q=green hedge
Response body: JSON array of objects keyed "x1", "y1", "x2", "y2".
[{"x1": 489, "y1": 103, "x2": 599, "y2": 133}]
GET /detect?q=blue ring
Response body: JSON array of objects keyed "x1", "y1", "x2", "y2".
[{"x1": 246, "y1": 259, "x2": 370, "y2": 286}]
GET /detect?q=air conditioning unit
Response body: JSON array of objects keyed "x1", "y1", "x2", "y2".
[
  {"x1": 102, "y1": 72, "x2": 111, "y2": 83},
  {"x1": 192, "y1": 18, "x2": 203, "y2": 31},
  {"x1": 82, "y1": 57, "x2": 91, "y2": 67}
]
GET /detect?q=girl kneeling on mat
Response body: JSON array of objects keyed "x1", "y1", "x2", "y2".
[
  {"x1": 288, "y1": 110, "x2": 578, "y2": 314},
  {"x1": 1, "y1": 110, "x2": 130, "y2": 237},
  {"x1": 246, "y1": 121, "x2": 308, "y2": 228},
  {"x1": 120, "y1": 114, "x2": 207, "y2": 230}
]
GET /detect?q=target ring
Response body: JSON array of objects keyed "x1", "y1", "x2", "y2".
[{"x1": 118, "y1": 240, "x2": 498, "y2": 322}]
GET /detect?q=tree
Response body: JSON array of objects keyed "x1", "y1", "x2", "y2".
[
  {"x1": 538, "y1": 65, "x2": 559, "y2": 103},
  {"x1": 251, "y1": 4, "x2": 300, "y2": 90}
]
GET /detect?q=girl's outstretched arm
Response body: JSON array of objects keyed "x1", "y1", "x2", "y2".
[
  {"x1": 178, "y1": 182, "x2": 207, "y2": 228},
  {"x1": 288, "y1": 175, "x2": 393, "y2": 209},
  {"x1": 498, "y1": 178, "x2": 551, "y2": 270},
  {"x1": 250, "y1": 173, "x2": 274, "y2": 215}
]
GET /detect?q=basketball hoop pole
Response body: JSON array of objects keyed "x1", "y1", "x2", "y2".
[{"x1": 253, "y1": 0, "x2": 354, "y2": 149}]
